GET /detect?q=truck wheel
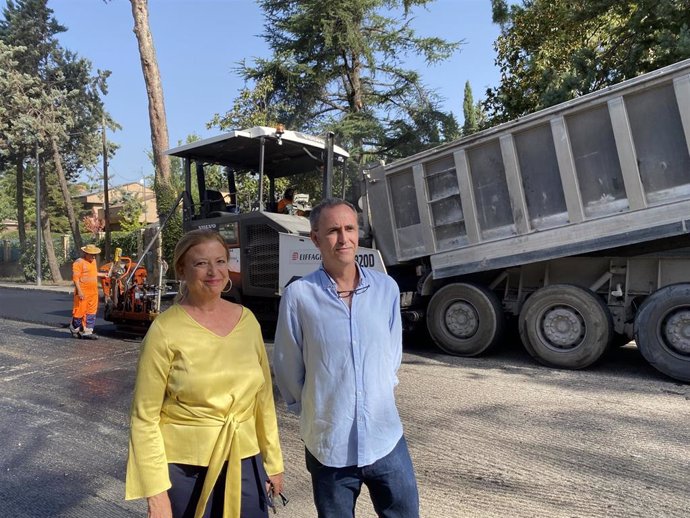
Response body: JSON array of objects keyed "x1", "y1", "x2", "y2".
[
  {"x1": 634, "y1": 284, "x2": 690, "y2": 382},
  {"x1": 519, "y1": 284, "x2": 612, "y2": 369},
  {"x1": 426, "y1": 283, "x2": 504, "y2": 356}
]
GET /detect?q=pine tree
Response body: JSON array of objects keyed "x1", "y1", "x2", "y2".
[{"x1": 222, "y1": 0, "x2": 460, "y2": 199}]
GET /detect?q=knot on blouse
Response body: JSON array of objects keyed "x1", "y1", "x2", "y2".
[{"x1": 193, "y1": 408, "x2": 253, "y2": 518}]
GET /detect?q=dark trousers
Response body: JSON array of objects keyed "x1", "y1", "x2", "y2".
[
  {"x1": 305, "y1": 436, "x2": 420, "y2": 518},
  {"x1": 168, "y1": 455, "x2": 269, "y2": 518}
]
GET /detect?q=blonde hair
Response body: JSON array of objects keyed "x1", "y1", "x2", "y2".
[{"x1": 173, "y1": 229, "x2": 229, "y2": 302}]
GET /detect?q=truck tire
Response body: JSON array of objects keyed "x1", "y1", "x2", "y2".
[
  {"x1": 519, "y1": 284, "x2": 612, "y2": 369},
  {"x1": 426, "y1": 283, "x2": 504, "y2": 356},
  {"x1": 634, "y1": 283, "x2": 690, "y2": 382}
]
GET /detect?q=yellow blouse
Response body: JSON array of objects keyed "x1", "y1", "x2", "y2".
[{"x1": 125, "y1": 304, "x2": 283, "y2": 518}]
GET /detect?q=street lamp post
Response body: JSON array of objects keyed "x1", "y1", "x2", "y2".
[
  {"x1": 35, "y1": 143, "x2": 41, "y2": 287},
  {"x1": 102, "y1": 115, "x2": 111, "y2": 260}
]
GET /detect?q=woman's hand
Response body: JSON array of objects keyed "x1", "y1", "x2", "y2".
[
  {"x1": 146, "y1": 491, "x2": 172, "y2": 518},
  {"x1": 266, "y1": 472, "x2": 284, "y2": 497}
]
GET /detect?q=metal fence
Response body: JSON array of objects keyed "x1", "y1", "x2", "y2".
[{"x1": 0, "y1": 239, "x2": 22, "y2": 263}]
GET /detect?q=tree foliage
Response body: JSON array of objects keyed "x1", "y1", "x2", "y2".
[
  {"x1": 1, "y1": 0, "x2": 113, "y2": 277},
  {"x1": 1, "y1": 1, "x2": 110, "y2": 175},
  {"x1": 486, "y1": 0, "x2": 690, "y2": 123},
  {"x1": 221, "y1": 0, "x2": 460, "y2": 177},
  {"x1": 18, "y1": 233, "x2": 66, "y2": 282},
  {"x1": 210, "y1": 76, "x2": 289, "y2": 131},
  {"x1": 462, "y1": 80, "x2": 480, "y2": 136},
  {"x1": 115, "y1": 190, "x2": 145, "y2": 233}
]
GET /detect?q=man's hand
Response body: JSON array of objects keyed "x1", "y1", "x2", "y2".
[{"x1": 146, "y1": 491, "x2": 172, "y2": 518}]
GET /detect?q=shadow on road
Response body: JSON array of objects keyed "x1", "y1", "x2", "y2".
[
  {"x1": 21, "y1": 326, "x2": 74, "y2": 340},
  {"x1": 402, "y1": 324, "x2": 675, "y2": 388}
]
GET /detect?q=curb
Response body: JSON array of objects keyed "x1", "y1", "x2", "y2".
[{"x1": 0, "y1": 282, "x2": 74, "y2": 294}]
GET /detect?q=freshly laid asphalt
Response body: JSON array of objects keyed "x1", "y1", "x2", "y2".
[
  {"x1": 0, "y1": 282, "x2": 118, "y2": 335},
  {"x1": 1, "y1": 283, "x2": 689, "y2": 517}
]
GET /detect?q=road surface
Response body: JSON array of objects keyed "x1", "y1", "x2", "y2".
[{"x1": 0, "y1": 286, "x2": 688, "y2": 517}]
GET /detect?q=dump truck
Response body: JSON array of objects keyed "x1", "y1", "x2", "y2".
[{"x1": 362, "y1": 58, "x2": 690, "y2": 382}]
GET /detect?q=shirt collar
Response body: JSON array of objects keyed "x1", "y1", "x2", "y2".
[{"x1": 318, "y1": 262, "x2": 368, "y2": 291}]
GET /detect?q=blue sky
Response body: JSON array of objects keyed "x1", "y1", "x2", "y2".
[{"x1": 9, "y1": 0, "x2": 503, "y2": 186}]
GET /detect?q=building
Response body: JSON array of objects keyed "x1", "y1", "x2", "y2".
[
  {"x1": 74, "y1": 182, "x2": 158, "y2": 232},
  {"x1": 0, "y1": 219, "x2": 19, "y2": 236}
]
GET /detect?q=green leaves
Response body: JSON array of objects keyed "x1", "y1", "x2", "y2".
[
  {"x1": 486, "y1": 0, "x2": 690, "y2": 123},
  {"x1": 214, "y1": 0, "x2": 460, "y2": 180}
]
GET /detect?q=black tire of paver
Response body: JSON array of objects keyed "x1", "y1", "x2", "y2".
[
  {"x1": 634, "y1": 283, "x2": 690, "y2": 382},
  {"x1": 519, "y1": 284, "x2": 612, "y2": 369},
  {"x1": 426, "y1": 282, "x2": 504, "y2": 356},
  {"x1": 104, "y1": 299, "x2": 114, "y2": 321}
]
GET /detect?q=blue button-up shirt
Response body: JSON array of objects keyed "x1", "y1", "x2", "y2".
[{"x1": 273, "y1": 264, "x2": 403, "y2": 468}]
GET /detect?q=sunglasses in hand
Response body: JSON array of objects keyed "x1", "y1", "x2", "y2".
[{"x1": 267, "y1": 481, "x2": 289, "y2": 514}]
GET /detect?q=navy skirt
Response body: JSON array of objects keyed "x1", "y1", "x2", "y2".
[{"x1": 167, "y1": 455, "x2": 270, "y2": 518}]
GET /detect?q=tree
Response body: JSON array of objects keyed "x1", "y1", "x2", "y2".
[
  {"x1": 82, "y1": 211, "x2": 105, "y2": 238},
  {"x1": 221, "y1": 0, "x2": 460, "y2": 201},
  {"x1": 1, "y1": 0, "x2": 64, "y2": 258},
  {"x1": 129, "y1": 0, "x2": 179, "y2": 264},
  {"x1": 0, "y1": 39, "x2": 39, "y2": 250},
  {"x1": 0, "y1": 40, "x2": 35, "y2": 249},
  {"x1": 209, "y1": 76, "x2": 288, "y2": 131},
  {"x1": 486, "y1": 0, "x2": 690, "y2": 123},
  {"x1": 0, "y1": 38, "x2": 62, "y2": 278},
  {"x1": 116, "y1": 190, "x2": 145, "y2": 233},
  {"x1": 1, "y1": 0, "x2": 113, "y2": 276},
  {"x1": 462, "y1": 81, "x2": 478, "y2": 136}
]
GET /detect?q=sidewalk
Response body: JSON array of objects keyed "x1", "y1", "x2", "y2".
[{"x1": 0, "y1": 280, "x2": 73, "y2": 293}]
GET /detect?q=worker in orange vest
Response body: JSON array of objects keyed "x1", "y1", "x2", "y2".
[
  {"x1": 69, "y1": 244, "x2": 107, "y2": 339},
  {"x1": 277, "y1": 187, "x2": 296, "y2": 214}
]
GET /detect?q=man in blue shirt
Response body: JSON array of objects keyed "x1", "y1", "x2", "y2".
[{"x1": 273, "y1": 198, "x2": 419, "y2": 518}]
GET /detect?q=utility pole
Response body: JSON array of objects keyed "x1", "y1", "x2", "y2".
[
  {"x1": 102, "y1": 114, "x2": 111, "y2": 260},
  {"x1": 35, "y1": 143, "x2": 41, "y2": 287}
]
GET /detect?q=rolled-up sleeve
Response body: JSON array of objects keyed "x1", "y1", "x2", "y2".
[
  {"x1": 389, "y1": 283, "x2": 403, "y2": 385},
  {"x1": 273, "y1": 288, "x2": 305, "y2": 414}
]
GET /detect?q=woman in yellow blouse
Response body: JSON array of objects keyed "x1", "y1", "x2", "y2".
[{"x1": 125, "y1": 229, "x2": 284, "y2": 518}]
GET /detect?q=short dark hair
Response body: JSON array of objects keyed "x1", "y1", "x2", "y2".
[
  {"x1": 309, "y1": 197, "x2": 357, "y2": 230},
  {"x1": 283, "y1": 188, "x2": 295, "y2": 199}
]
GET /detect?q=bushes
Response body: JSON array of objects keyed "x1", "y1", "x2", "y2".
[
  {"x1": 19, "y1": 235, "x2": 66, "y2": 282},
  {"x1": 97, "y1": 230, "x2": 142, "y2": 259}
]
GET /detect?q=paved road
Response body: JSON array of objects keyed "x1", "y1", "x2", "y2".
[
  {"x1": 1, "y1": 287, "x2": 689, "y2": 517},
  {"x1": 0, "y1": 284, "x2": 116, "y2": 334}
]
